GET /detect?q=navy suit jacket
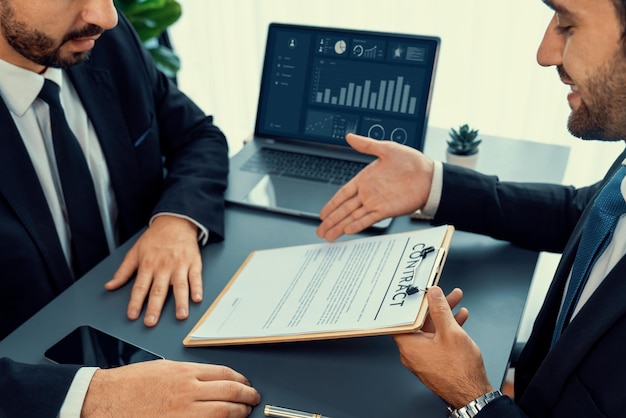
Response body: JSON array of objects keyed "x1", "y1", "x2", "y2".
[
  {"x1": 0, "y1": 358, "x2": 80, "y2": 418},
  {"x1": 432, "y1": 146, "x2": 626, "y2": 417},
  {"x1": 0, "y1": 13, "x2": 228, "y2": 341}
]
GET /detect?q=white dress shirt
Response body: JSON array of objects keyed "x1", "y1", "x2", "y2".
[
  {"x1": 422, "y1": 160, "x2": 626, "y2": 322},
  {"x1": 0, "y1": 60, "x2": 119, "y2": 270}
]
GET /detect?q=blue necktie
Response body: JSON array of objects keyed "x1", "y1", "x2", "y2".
[
  {"x1": 38, "y1": 79, "x2": 109, "y2": 278},
  {"x1": 552, "y1": 165, "x2": 626, "y2": 345}
]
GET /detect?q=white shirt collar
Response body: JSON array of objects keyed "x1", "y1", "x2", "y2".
[{"x1": 0, "y1": 59, "x2": 64, "y2": 116}]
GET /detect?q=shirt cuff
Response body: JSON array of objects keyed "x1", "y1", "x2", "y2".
[
  {"x1": 150, "y1": 213, "x2": 209, "y2": 245},
  {"x1": 58, "y1": 367, "x2": 99, "y2": 418},
  {"x1": 421, "y1": 160, "x2": 443, "y2": 218}
]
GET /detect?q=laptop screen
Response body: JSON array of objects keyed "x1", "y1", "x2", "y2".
[{"x1": 254, "y1": 23, "x2": 440, "y2": 151}]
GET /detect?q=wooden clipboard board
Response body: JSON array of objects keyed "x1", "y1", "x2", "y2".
[{"x1": 184, "y1": 225, "x2": 454, "y2": 346}]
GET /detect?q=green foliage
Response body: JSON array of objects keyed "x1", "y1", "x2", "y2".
[
  {"x1": 114, "y1": 0, "x2": 182, "y2": 78},
  {"x1": 447, "y1": 124, "x2": 482, "y2": 156}
]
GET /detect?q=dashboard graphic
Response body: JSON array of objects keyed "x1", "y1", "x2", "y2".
[{"x1": 255, "y1": 24, "x2": 439, "y2": 151}]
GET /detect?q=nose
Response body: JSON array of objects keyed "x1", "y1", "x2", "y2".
[
  {"x1": 82, "y1": 0, "x2": 119, "y2": 31},
  {"x1": 537, "y1": 14, "x2": 563, "y2": 68}
]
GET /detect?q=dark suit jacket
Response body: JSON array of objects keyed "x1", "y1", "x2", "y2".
[
  {"x1": 0, "y1": 358, "x2": 80, "y2": 418},
  {"x1": 0, "y1": 12, "x2": 228, "y2": 340},
  {"x1": 432, "y1": 146, "x2": 626, "y2": 417}
]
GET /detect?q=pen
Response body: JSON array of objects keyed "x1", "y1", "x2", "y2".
[
  {"x1": 264, "y1": 404, "x2": 335, "y2": 418},
  {"x1": 406, "y1": 245, "x2": 435, "y2": 295}
]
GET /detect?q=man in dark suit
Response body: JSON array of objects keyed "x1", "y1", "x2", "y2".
[
  {"x1": 317, "y1": 0, "x2": 626, "y2": 416},
  {"x1": 0, "y1": 1, "x2": 260, "y2": 417},
  {"x1": 0, "y1": 1, "x2": 227, "y2": 339}
]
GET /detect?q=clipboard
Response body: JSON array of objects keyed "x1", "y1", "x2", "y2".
[{"x1": 184, "y1": 225, "x2": 454, "y2": 346}]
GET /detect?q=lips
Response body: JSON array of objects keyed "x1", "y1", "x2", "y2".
[{"x1": 566, "y1": 83, "x2": 581, "y2": 108}]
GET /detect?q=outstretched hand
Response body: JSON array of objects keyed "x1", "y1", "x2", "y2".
[
  {"x1": 393, "y1": 287, "x2": 493, "y2": 409},
  {"x1": 316, "y1": 133, "x2": 434, "y2": 242}
]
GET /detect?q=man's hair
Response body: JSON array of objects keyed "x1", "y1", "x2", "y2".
[{"x1": 613, "y1": 1, "x2": 626, "y2": 39}]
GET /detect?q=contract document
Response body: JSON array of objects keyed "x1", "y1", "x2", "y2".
[{"x1": 184, "y1": 225, "x2": 454, "y2": 346}]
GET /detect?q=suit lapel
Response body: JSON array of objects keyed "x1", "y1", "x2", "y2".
[
  {"x1": 521, "y1": 150, "x2": 626, "y2": 366},
  {"x1": 67, "y1": 63, "x2": 143, "y2": 241},
  {"x1": 520, "y1": 256, "x2": 626, "y2": 415},
  {"x1": 518, "y1": 149, "x2": 626, "y2": 413},
  {"x1": 0, "y1": 97, "x2": 73, "y2": 290}
]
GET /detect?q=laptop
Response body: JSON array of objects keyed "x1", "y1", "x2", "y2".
[{"x1": 225, "y1": 23, "x2": 440, "y2": 229}]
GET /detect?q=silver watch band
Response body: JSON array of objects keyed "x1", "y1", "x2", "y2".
[{"x1": 446, "y1": 390, "x2": 504, "y2": 418}]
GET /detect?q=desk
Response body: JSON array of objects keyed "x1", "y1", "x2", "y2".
[{"x1": 0, "y1": 128, "x2": 569, "y2": 418}]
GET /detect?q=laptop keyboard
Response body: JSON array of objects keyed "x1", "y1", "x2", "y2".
[{"x1": 241, "y1": 148, "x2": 367, "y2": 185}]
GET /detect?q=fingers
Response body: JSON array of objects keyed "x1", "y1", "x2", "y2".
[
  {"x1": 171, "y1": 257, "x2": 203, "y2": 320},
  {"x1": 443, "y1": 287, "x2": 464, "y2": 311},
  {"x1": 107, "y1": 217, "x2": 203, "y2": 326},
  {"x1": 195, "y1": 363, "x2": 254, "y2": 385},
  {"x1": 141, "y1": 269, "x2": 175, "y2": 326},
  {"x1": 130, "y1": 261, "x2": 202, "y2": 327},
  {"x1": 188, "y1": 261, "x2": 204, "y2": 303},
  {"x1": 319, "y1": 179, "x2": 359, "y2": 221},
  {"x1": 185, "y1": 363, "x2": 262, "y2": 407},
  {"x1": 84, "y1": 361, "x2": 261, "y2": 418},
  {"x1": 317, "y1": 134, "x2": 390, "y2": 241},
  {"x1": 425, "y1": 286, "x2": 459, "y2": 332},
  {"x1": 105, "y1": 248, "x2": 138, "y2": 291},
  {"x1": 171, "y1": 267, "x2": 191, "y2": 320},
  {"x1": 420, "y1": 287, "x2": 465, "y2": 333}
]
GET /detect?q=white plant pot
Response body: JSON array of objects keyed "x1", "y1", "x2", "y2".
[{"x1": 446, "y1": 150, "x2": 479, "y2": 169}]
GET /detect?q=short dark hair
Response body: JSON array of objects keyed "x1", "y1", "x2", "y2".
[{"x1": 612, "y1": 0, "x2": 626, "y2": 38}]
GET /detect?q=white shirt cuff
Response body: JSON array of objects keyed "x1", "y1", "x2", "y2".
[
  {"x1": 421, "y1": 160, "x2": 443, "y2": 218},
  {"x1": 150, "y1": 213, "x2": 209, "y2": 245},
  {"x1": 58, "y1": 367, "x2": 99, "y2": 418}
]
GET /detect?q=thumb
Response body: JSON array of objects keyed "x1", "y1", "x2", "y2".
[
  {"x1": 346, "y1": 133, "x2": 385, "y2": 157},
  {"x1": 105, "y1": 246, "x2": 138, "y2": 290},
  {"x1": 425, "y1": 286, "x2": 457, "y2": 332}
]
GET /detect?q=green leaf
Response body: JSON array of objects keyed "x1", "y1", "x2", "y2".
[
  {"x1": 115, "y1": 0, "x2": 167, "y2": 16},
  {"x1": 121, "y1": 1, "x2": 181, "y2": 42},
  {"x1": 148, "y1": 44, "x2": 181, "y2": 78},
  {"x1": 114, "y1": 0, "x2": 182, "y2": 75},
  {"x1": 447, "y1": 124, "x2": 481, "y2": 155}
]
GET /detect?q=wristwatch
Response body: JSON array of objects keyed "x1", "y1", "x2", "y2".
[{"x1": 447, "y1": 390, "x2": 504, "y2": 418}]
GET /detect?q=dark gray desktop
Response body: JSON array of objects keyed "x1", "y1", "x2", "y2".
[{"x1": 0, "y1": 128, "x2": 569, "y2": 418}]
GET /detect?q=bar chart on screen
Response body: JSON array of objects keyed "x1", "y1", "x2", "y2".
[{"x1": 309, "y1": 58, "x2": 425, "y2": 116}]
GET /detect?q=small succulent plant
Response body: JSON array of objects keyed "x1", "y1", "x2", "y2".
[{"x1": 447, "y1": 124, "x2": 482, "y2": 156}]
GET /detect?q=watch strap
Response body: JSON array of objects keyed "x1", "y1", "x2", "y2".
[{"x1": 447, "y1": 390, "x2": 504, "y2": 418}]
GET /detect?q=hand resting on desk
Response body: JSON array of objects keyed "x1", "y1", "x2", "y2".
[
  {"x1": 82, "y1": 360, "x2": 261, "y2": 417},
  {"x1": 105, "y1": 215, "x2": 204, "y2": 327}
]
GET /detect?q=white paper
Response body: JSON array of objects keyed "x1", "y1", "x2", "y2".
[{"x1": 190, "y1": 225, "x2": 449, "y2": 340}]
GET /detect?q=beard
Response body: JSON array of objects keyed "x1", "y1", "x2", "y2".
[
  {"x1": 563, "y1": 54, "x2": 626, "y2": 141},
  {"x1": 0, "y1": 2, "x2": 103, "y2": 68}
]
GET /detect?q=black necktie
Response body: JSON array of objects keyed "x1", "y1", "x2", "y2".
[
  {"x1": 551, "y1": 166, "x2": 626, "y2": 345},
  {"x1": 38, "y1": 79, "x2": 109, "y2": 278}
]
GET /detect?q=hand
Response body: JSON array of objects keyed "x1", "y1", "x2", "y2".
[
  {"x1": 392, "y1": 287, "x2": 493, "y2": 409},
  {"x1": 105, "y1": 215, "x2": 202, "y2": 326},
  {"x1": 316, "y1": 133, "x2": 434, "y2": 242},
  {"x1": 82, "y1": 360, "x2": 261, "y2": 417}
]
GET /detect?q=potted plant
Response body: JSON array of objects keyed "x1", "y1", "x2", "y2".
[
  {"x1": 446, "y1": 124, "x2": 482, "y2": 169},
  {"x1": 114, "y1": 0, "x2": 182, "y2": 78}
]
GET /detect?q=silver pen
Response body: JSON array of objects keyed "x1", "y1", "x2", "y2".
[{"x1": 264, "y1": 404, "x2": 335, "y2": 418}]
